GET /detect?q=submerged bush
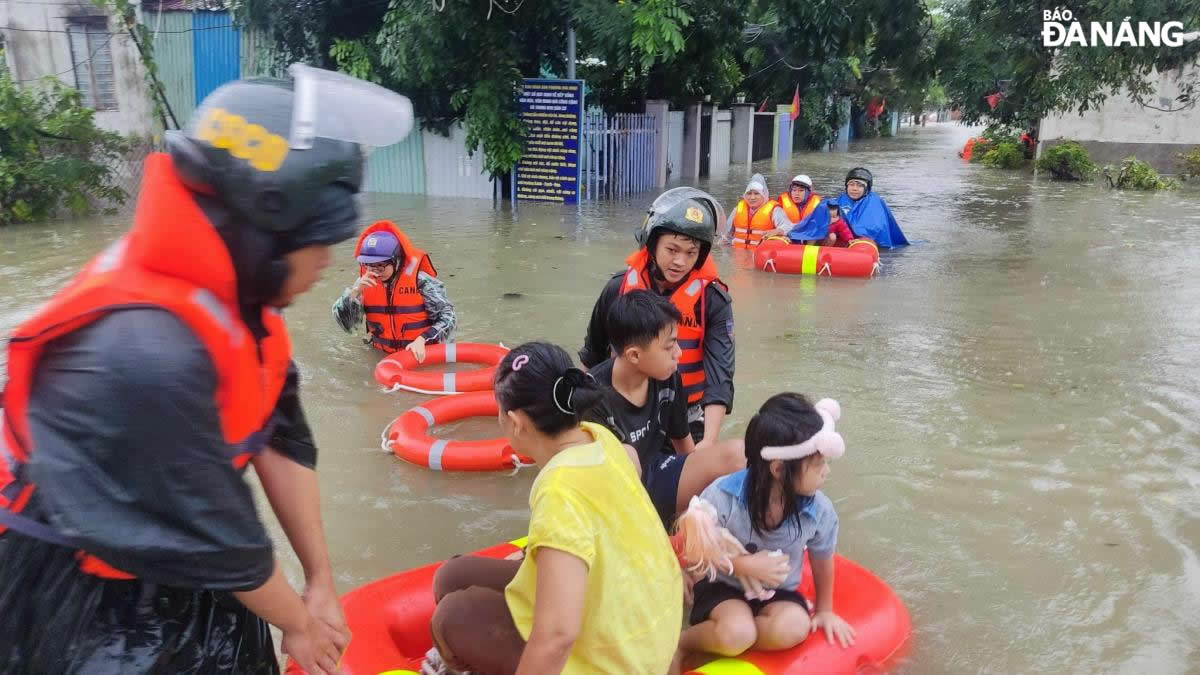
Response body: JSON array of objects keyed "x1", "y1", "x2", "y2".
[
  {"x1": 981, "y1": 140, "x2": 1026, "y2": 169},
  {"x1": 1178, "y1": 148, "x2": 1200, "y2": 180},
  {"x1": 1035, "y1": 141, "x2": 1096, "y2": 181},
  {"x1": 1103, "y1": 156, "x2": 1176, "y2": 191}
]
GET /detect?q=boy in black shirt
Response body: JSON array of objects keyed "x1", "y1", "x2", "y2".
[{"x1": 586, "y1": 290, "x2": 745, "y2": 527}]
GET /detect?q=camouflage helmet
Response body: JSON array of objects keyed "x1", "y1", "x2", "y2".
[{"x1": 634, "y1": 187, "x2": 726, "y2": 267}]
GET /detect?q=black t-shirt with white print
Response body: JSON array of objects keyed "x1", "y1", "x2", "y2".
[{"x1": 585, "y1": 357, "x2": 690, "y2": 473}]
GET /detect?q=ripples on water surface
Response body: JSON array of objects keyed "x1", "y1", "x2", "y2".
[{"x1": 2, "y1": 123, "x2": 1198, "y2": 673}]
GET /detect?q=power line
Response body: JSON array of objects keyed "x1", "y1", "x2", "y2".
[{"x1": 1, "y1": 23, "x2": 235, "y2": 35}]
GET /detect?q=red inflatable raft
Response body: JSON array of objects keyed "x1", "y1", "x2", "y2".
[
  {"x1": 375, "y1": 342, "x2": 508, "y2": 395},
  {"x1": 383, "y1": 391, "x2": 531, "y2": 472},
  {"x1": 316, "y1": 538, "x2": 911, "y2": 675},
  {"x1": 754, "y1": 238, "x2": 880, "y2": 278}
]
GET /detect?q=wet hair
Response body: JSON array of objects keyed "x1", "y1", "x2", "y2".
[
  {"x1": 606, "y1": 290, "x2": 682, "y2": 354},
  {"x1": 743, "y1": 393, "x2": 825, "y2": 536},
  {"x1": 493, "y1": 342, "x2": 604, "y2": 436}
]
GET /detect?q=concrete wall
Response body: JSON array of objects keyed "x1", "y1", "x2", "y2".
[
  {"x1": 645, "y1": 99, "x2": 669, "y2": 187},
  {"x1": 1039, "y1": 67, "x2": 1200, "y2": 172},
  {"x1": 709, "y1": 109, "x2": 732, "y2": 173},
  {"x1": 680, "y1": 103, "x2": 702, "y2": 180},
  {"x1": 730, "y1": 104, "x2": 754, "y2": 165},
  {"x1": 666, "y1": 110, "x2": 684, "y2": 181},
  {"x1": 2, "y1": 1, "x2": 154, "y2": 137}
]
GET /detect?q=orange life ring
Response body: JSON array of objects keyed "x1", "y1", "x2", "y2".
[
  {"x1": 383, "y1": 391, "x2": 531, "y2": 471},
  {"x1": 375, "y1": 342, "x2": 509, "y2": 395}
]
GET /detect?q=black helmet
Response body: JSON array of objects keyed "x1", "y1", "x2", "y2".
[
  {"x1": 166, "y1": 77, "x2": 364, "y2": 247},
  {"x1": 635, "y1": 187, "x2": 725, "y2": 268},
  {"x1": 165, "y1": 74, "x2": 373, "y2": 307},
  {"x1": 845, "y1": 167, "x2": 873, "y2": 193}
]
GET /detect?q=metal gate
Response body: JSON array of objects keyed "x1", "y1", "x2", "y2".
[{"x1": 580, "y1": 111, "x2": 658, "y2": 200}]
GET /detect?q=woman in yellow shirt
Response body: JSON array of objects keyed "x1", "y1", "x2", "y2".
[{"x1": 424, "y1": 342, "x2": 683, "y2": 675}]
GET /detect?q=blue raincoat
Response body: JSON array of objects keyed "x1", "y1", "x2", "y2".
[{"x1": 788, "y1": 193, "x2": 909, "y2": 248}]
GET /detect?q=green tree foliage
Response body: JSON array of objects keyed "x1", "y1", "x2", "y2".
[
  {"x1": 0, "y1": 71, "x2": 129, "y2": 226},
  {"x1": 937, "y1": 0, "x2": 1200, "y2": 126}
]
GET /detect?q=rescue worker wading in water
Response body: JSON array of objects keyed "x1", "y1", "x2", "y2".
[
  {"x1": 332, "y1": 220, "x2": 456, "y2": 361},
  {"x1": 0, "y1": 67, "x2": 413, "y2": 674},
  {"x1": 580, "y1": 187, "x2": 736, "y2": 450}
]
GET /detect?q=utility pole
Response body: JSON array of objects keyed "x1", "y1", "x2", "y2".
[{"x1": 566, "y1": 22, "x2": 576, "y2": 79}]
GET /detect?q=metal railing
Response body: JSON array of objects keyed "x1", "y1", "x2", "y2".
[{"x1": 581, "y1": 111, "x2": 658, "y2": 201}]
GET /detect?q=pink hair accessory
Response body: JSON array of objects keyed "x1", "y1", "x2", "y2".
[
  {"x1": 760, "y1": 398, "x2": 845, "y2": 461},
  {"x1": 511, "y1": 354, "x2": 529, "y2": 371}
]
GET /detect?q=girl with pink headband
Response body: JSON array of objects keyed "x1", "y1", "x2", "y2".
[{"x1": 675, "y1": 393, "x2": 856, "y2": 660}]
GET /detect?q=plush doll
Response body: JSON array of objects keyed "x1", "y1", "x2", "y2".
[{"x1": 674, "y1": 495, "x2": 782, "y2": 601}]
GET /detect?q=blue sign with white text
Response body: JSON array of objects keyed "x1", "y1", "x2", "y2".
[{"x1": 515, "y1": 79, "x2": 584, "y2": 204}]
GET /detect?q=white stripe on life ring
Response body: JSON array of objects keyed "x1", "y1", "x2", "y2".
[
  {"x1": 413, "y1": 406, "x2": 435, "y2": 427},
  {"x1": 444, "y1": 342, "x2": 457, "y2": 363},
  {"x1": 443, "y1": 372, "x2": 457, "y2": 393},
  {"x1": 429, "y1": 439, "x2": 449, "y2": 471}
]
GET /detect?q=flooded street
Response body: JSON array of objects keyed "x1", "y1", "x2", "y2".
[{"x1": 3, "y1": 122, "x2": 1199, "y2": 673}]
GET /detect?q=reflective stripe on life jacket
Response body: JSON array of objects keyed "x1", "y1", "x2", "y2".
[
  {"x1": 354, "y1": 221, "x2": 437, "y2": 353},
  {"x1": 0, "y1": 153, "x2": 292, "y2": 579},
  {"x1": 779, "y1": 192, "x2": 821, "y2": 224},
  {"x1": 730, "y1": 200, "x2": 780, "y2": 249},
  {"x1": 618, "y1": 249, "x2": 721, "y2": 405}
]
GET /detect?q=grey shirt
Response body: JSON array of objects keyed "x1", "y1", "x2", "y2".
[{"x1": 700, "y1": 469, "x2": 839, "y2": 592}]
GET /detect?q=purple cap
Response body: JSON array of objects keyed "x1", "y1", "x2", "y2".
[{"x1": 356, "y1": 231, "x2": 400, "y2": 263}]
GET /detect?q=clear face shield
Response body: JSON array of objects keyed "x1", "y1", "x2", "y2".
[{"x1": 287, "y1": 64, "x2": 415, "y2": 152}]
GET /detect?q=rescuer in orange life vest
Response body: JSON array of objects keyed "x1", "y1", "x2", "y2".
[
  {"x1": 778, "y1": 174, "x2": 823, "y2": 224},
  {"x1": 0, "y1": 67, "x2": 413, "y2": 674},
  {"x1": 725, "y1": 173, "x2": 792, "y2": 248},
  {"x1": 580, "y1": 187, "x2": 736, "y2": 449},
  {"x1": 332, "y1": 221, "x2": 457, "y2": 362}
]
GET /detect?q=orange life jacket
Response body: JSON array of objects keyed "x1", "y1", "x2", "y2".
[
  {"x1": 618, "y1": 249, "x2": 721, "y2": 406},
  {"x1": 353, "y1": 221, "x2": 437, "y2": 353},
  {"x1": 0, "y1": 153, "x2": 292, "y2": 579},
  {"x1": 730, "y1": 200, "x2": 780, "y2": 249},
  {"x1": 779, "y1": 192, "x2": 822, "y2": 224}
]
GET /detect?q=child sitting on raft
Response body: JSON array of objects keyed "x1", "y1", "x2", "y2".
[
  {"x1": 790, "y1": 201, "x2": 856, "y2": 247},
  {"x1": 423, "y1": 342, "x2": 682, "y2": 675},
  {"x1": 678, "y1": 393, "x2": 856, "y2": 659}
]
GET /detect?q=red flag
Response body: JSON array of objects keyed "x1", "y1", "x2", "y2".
[
  {"x1": 866, "y1": 96, "x2": 885, "y2": 120},
  {"x1": 757, "y1": 97, "x2": 769, "y2": 113},
  {"x1": 789, "y1": 85, "x2": 801, "y2": 121},
  {"x1": 985, "y1": 92, "x2": 1003, "y2": 110}
]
